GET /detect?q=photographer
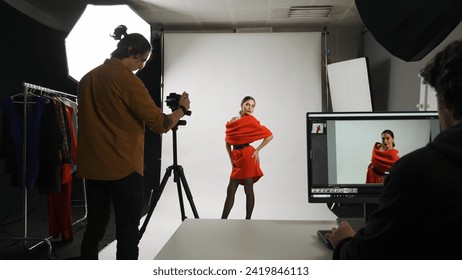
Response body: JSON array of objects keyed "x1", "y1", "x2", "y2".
[{"x1": 77, "y1": 27, "x2": 190, "y2": 260}]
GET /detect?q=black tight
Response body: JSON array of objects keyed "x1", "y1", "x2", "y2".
[{"x1": 221, "y1": 178, "x2": 255, "y2": 219}]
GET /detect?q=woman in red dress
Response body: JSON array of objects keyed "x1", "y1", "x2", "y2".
[
  {"x1": 366, "y1": 129, "x2": 400, "y2": 183},
  {"x1": 221, "y1": 96, "x2": 273, "y2": 219}
]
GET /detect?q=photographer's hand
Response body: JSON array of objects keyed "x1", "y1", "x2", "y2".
[
  {"x1": 179, "y1": 91, "x2": 190, "y2": 110},
  {"x1": 165, "y1": 92, "x2": 191, "y2": 131}
]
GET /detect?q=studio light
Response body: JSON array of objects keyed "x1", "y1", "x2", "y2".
[{"x1": 65, "y1": 4, "x2": 151, "y2": 82}]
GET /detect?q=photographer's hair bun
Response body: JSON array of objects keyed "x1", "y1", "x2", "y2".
[{"x1": 111, "y1": 25, "x2": 128, "y2": 40}]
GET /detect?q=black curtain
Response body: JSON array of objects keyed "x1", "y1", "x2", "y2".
[{"x1": 137, "y1": 35, "x2": 163, "y2": 208}]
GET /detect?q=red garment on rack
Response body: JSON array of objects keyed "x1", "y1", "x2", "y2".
[{"x1": 47, "y1": 105, "x2": 77, "y2": 241}]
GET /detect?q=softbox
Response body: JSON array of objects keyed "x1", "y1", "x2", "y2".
[
  {"x1": 355, "y1": 0, "x2": 462, "y2": 61},
  {"x1": 65, "y1": 4, "x2": 151, "y2": 82}
]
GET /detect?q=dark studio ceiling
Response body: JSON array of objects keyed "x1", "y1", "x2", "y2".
[
  {"x1": 5, "y1": 0, "x2": 364, "y2": 32},
  {"x1": 7, "y1": 0, "x2": 462, "y2": 61}
]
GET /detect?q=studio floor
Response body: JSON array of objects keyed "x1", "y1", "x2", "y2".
[
  {"x1": 0, "y1": 202, "x2": 187, "y2": 260},
  {"x1": 99, "y1": 212, "x2": 183, "y2": 260}
]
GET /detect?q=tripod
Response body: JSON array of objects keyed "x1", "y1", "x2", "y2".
[{"x1": 139, "y1": 123, "x2": 199, "y2": 239}]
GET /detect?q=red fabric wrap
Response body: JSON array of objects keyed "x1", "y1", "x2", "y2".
[
  {"x1": 225, "y1": 115, "x2": 272, "y2": 185},
  {"x1": 366, "y1": 143, "x2": 400, "y2": 183},
  {"x1": 225, "y1": 115, "x2": 272, "y2": 145}
]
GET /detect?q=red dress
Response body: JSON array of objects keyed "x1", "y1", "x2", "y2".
[
  {"x1": 47, "y1": 105, "x2": 77, "y2": 241},
  {"x1": 225, "y1": 115, "x2": 272, "y2": 185},
  {"x1": 366, "y1": 143, "x2": 400, "y2": 183}
]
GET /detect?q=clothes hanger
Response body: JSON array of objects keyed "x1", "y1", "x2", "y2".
[{"x1": 10, "y1": 88, "x2": 48, "y2": 103}]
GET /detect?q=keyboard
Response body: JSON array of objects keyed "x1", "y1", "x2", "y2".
[
  {"x1": 317, "y1": 218, "x2": 366, "y2": 250},
  {"x1": 317, "y1": 230, "x2": 334, "y2": 250}
]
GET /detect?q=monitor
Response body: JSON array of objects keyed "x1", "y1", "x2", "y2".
[{"x1": 307, "y1": 111, "x2": 440, "y2": 224}]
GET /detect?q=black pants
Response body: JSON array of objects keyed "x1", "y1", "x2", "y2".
[{"x1": 80, "y1": 172, "x2": 144, "y2": 260}]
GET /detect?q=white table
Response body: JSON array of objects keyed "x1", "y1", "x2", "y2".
[{"x1": 154, "y1": 218, "x2": 337, "y2": 260}]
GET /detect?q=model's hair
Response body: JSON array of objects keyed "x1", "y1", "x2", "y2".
[
  {"x1": 110, "y1": 25, "x2": 151, "y2": 59},
  {"x1": 420, "y1": 39, "x2": 462, "y2": 120},
  {"x1": 381, "y1": 129, "x2": 395, "y2": 147},
  {"x1": 239, "y1": 96, "x2": 255, "y2": 115}
]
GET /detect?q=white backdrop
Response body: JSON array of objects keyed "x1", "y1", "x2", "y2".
[{"x1": 136, "y1": 32, "x2": 336, "y2": 257}]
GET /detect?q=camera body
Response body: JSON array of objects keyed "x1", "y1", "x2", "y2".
[{"x1": 166, "y1": 92, "x2": 191, "y2": 116}]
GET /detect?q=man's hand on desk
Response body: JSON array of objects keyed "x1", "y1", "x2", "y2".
[{"x1": 324, "y1": 220, "x2": 356, "y2": 248}]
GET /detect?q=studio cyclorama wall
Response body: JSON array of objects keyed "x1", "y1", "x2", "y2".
[{"x1": 136, "y1": 32, "x2": 337, "y2": 252}]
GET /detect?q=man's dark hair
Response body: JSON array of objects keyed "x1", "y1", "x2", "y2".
[
  {"x1": 110, "y1": 28, "x2": 151, "y2": 59},
  {"x1": 420, "y1": 40, "x2": 462, "y2": 120}
]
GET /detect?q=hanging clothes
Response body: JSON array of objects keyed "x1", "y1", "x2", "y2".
[
  {"x1": 0, "y1": 96, "x2": 47, "y2": 189},
  {"x1": 47, "y1": 101, "x2": 78, "y2": 241},
  {"x1": 35, "y1": 99, "x2": 63, "y2": 193},
  {"x1": 0, "y1": 85, "x2": 79, "y2": 242}
]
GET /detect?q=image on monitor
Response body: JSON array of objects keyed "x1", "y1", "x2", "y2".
[{"x1": 306, "y1": 111, "x2": 440, "y2": 205}]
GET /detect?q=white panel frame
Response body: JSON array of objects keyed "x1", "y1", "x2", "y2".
[
  {"x1": 418, "y1": 76, "x2": 437, "y2": 111},
  {"x1": 327, "y1": 57, "x2": 373, "y2": 112}
]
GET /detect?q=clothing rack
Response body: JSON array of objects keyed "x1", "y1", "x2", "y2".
[{"x1": 1, "y1": 82, "x2": 87, "y2": 258}]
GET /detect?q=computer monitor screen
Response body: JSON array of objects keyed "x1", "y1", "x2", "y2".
[{"x1": 307, "y1": 111, "x2": 440, "y2": 205}]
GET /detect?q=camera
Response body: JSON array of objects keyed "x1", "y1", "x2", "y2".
[{"x1": 166, "y1": 92, "x2": 191, "y2": 116}]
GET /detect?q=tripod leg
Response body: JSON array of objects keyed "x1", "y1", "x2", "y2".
[
  {"x1": 173, "y1": 167, "x2": 187, "y2": 221},
  {"x1": 177, "y1": 166, "x2": 199, "y2": 218},
  {"x1": 139, "y1": 166, "x2": 173, "y2": 239}
]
